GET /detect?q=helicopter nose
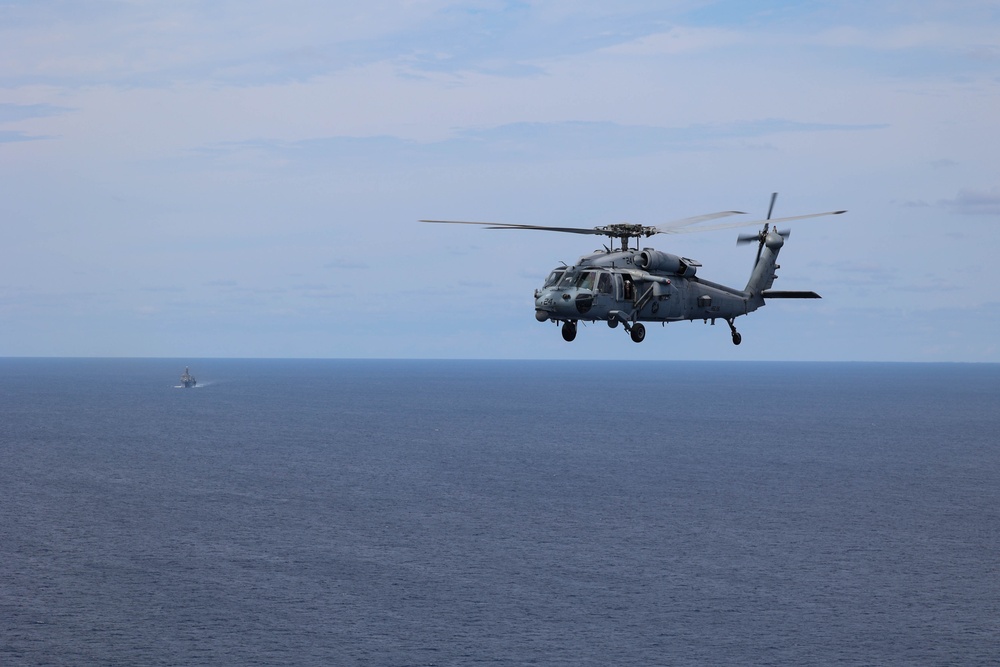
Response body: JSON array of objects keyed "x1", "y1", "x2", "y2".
[
  {"x1": 534, "y1": 290, "x2": 558, "y2": 320},
  {"x1": 536, "y1": 289, "x2": 579, "y2": 317}
]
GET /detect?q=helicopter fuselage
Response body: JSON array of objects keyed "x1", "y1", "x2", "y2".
[
  {"x1": 535, "y1": 250, "x2": 751, "y2": 320},
  {"x1": 533, "y1": 228, "x2": 797, "y2": 344}
]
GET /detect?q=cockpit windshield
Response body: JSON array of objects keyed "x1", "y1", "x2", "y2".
[
  {"x1": 544, "y1": 268, "x2": 566, "y2": 288},
  {"x1": 557, "y1": 269, "x2": 578, "y2": 288}
]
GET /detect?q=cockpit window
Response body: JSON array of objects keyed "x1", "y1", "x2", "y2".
[
  {"x1": 557, "y1": 270, "x2": 578, "y2": 288},
  {"x1": 575, "y1": 271, "x2": 598, "y2": 291},
  {"x1": 544, "y1": 269, "x2": 566, "y2": 288}
]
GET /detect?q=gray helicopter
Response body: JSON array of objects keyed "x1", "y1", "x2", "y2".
[{"x1": 422, "y1": 194, "x2": 845, "y2": 345}]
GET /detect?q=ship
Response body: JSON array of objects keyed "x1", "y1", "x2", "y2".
[{"x1": 180, "y1": 367, "x2": 197, "y2": 388}]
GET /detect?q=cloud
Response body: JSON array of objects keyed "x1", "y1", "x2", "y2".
[
  {"x1": 140, "y1": 285, "x2": 185, "y2": 294},
  {"x1": 941, "y1": 188, "x2": 1000, "y2": 216},
  {"x1": 0, "y1": 103, "x2": 70, "y2": 143},
  {"x1": 601, "y1": 26, "x2": 747, "y2": 56},
  {"x1": 325, "y1": 259, "x2": 371, "y2": 270},
  {"x1": 198, "y1": 118, "x2": 886, "y2": 168},
  {"x1": 0, "y1": 130, "x2": 39, "y2": 144},
  {"x1": 459, "y1": 118, "x2": 886, "y2": 158},
  {"x1": 814, "y1": 21, "x2": 1000, "y2": 54},
  {"x1": 0, "y1": 2, "x2": 683, "y2": 87},
  {"x1": 2, "y1": 1, "x2": 999, "y2": 360},
  {"x1": 930, "y1": 158, "x2": 958, "y2": 169},
  {"x1": 900, "y1": 187, "x2": 1000, "y2": 216},
  {"x1": 0, "y1": 103, "x2": 71, "y2": 123},
  {"x1": 810, "y1": 259, "x2": 899, "y2": 289},
  {"x1": 0, "y1": 2, "x2": 432, "y2": 86}
]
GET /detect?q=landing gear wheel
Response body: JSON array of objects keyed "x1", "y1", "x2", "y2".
[
  {"x1": 562, "y1": 321, "x2": 577, "y2": 342},
  {"x1": 726, "y1": 319, "x2": 741, "y2": 346},
  {"x1": 607, "y1": 317, "x2": 619, "y2": 329},
  {"x1": 630, "y1": 323, "x2": 646, "y2": 343}
]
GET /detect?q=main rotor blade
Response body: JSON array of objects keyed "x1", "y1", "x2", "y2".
[
  {"x1": 661, "y1": 209, "x2": 846, "y2": 234},
  {"x1": 421, "y1": 219, "x2": 519, "y2": 227},
  {"x1": 422, "y1": 213, "x2": 750, "y2": 235},
  {"x1": 652, "y1": 210, "x2": 746, "y2": 232},
  {"x1": 484, "y1": 224, "x2": 608, "y2": 235},
  {"x1": 766, "y1": 192, "x2": 778, "y2": 220},
  {"x1": 420, "y1": 219, "x2": 605, "y2": 235}
]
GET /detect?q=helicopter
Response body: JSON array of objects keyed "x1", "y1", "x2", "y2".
[{"x1": 422, "y1": 194, "x2": 845, "y2": 345}]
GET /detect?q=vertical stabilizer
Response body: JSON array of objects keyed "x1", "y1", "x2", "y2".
[{"x1": 744, "y1": 229, "x2": 786, "y2": 311}]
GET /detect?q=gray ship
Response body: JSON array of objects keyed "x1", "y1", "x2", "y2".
[{"x1": 180, "y1": 367, "x2": 197, "y2": 388}]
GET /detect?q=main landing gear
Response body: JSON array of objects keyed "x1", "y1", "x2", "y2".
[
  {"x1": 562, "y1": 320, "x2": 577, "y2": 342},
  {"x1": 562, "y1": 318, "x2": 645, "y2": 343},
  {"x1": 608, "y1": 312, "x2": 644, "y2": 343},
  {"x1": 727, "y1": 318, "x2": 742, "y2": 346}
]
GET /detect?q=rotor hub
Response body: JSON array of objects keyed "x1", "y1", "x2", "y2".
[{"x1": 595, "y1": 223, "x2": 656, "y2": 250}]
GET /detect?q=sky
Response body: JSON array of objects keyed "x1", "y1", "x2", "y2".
[{"x1": 1, "y1": 0, "x2": 999, "y2": 362}]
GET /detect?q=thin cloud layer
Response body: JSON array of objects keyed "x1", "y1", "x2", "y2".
[{"x1": 1, "y1": 1, "x2": 998, "y2": 360}]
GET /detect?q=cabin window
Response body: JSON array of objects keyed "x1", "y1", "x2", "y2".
[{"x1": 597, "y1": 272, "x2": 614, "y2": 294}]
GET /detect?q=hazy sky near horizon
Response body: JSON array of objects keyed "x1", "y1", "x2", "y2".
[{"x1": 2, "y1": 1, "x2": 999, "y2": 361}]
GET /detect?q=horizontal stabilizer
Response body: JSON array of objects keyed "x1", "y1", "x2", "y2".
[{"x1": 762, "y1": 290, "x2": 821, "y2": 299}]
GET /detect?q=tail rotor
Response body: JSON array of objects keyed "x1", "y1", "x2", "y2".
[{"x1": 738, "y1": 192, "x2": 789, "y2": 265}]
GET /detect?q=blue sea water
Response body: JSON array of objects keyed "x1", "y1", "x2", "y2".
[{"x1": 1, "y1": 359, "x2": 998, "y2": 666}]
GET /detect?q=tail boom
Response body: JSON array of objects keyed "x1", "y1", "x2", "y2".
[{"x1": 742, "y1": 229, "x2": 822, "y2": 310}]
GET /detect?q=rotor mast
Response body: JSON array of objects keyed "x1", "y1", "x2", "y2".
[{"x1": 597, "y1": 224, "x2": 656, "y2": 251}]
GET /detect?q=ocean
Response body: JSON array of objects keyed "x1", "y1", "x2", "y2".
[{"x1": 1, "y1": 359, "x2": 998, "y2": 666}]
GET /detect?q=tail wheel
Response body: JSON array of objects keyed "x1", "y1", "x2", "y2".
[{"x1": 630, "y1": 323, "x2": 646, "y2": 343}]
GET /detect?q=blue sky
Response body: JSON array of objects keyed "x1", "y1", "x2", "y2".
[{"x1": 1, "y1": 1, "x2": 999, "y2": 361}]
